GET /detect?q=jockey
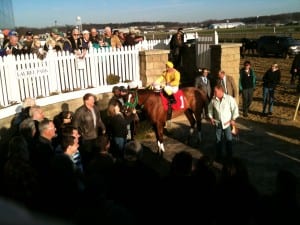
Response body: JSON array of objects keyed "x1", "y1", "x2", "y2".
[{"x1": 153, "y1": 61, "x2": 181, "y2": 104}]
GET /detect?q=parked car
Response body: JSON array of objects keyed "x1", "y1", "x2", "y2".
[{"x1": 256, "y1": 35, "x2": 300, "y2": 58}]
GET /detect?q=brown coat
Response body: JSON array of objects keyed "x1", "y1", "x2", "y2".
[{"x1": 218, "y1": 75, "x2": 238, "y2": 98}]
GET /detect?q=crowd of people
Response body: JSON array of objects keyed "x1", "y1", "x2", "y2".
[{"x1": 0, "y1": 26, "x2": 144, "y2": 59}]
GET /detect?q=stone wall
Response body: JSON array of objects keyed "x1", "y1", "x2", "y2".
[
  {"x1": 139, "y1": 46, "x2": 198, "y2": 88},
  {"x1": 0, "y1": 92, "x2": 113, "y2": 129},
  {"x1": 139, "y1": 50, "x2": 169, "y2": 86},
  {"x1": 210, "y1": 43, "x2": 242, "y2": 103}
]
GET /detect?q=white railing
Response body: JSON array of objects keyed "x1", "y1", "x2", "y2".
[{"x1": 136, "y1": 38, "x2": 170, "y2": 50}]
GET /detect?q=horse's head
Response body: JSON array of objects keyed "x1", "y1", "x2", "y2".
[{"x1": 123, "y1": 89, "x2": 139, "y2": 114}]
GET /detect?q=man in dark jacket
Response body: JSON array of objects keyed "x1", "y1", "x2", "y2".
[
  {"x1": 73, "y1": 93, "x2": 106, "y2": 168},
  {"x1": 262, "y1": 63, "x2": 281, "y2": 115},
  {"x1": 169, "y1": 28, "x2": 184, "y2": 69},
  {"x1": 239, "y1": 61, "x2": 256, "y2": 117}
]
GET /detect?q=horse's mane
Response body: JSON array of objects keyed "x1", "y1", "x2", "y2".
[{"x1": 136, "y1": 88, "x2": 161, "y2": 95}]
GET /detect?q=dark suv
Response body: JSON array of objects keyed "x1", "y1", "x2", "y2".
[{"x1": 256, "y1": 35, "x2": 300, "y2": 58}]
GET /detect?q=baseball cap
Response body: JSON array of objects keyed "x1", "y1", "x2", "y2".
[
  {"x1": 51, "y1": 28, "x2": 60, "y2": 35},
  {"x1": 119, "y1": 86, "x2": 128, "y2": 92},
  {"x1": 8, "y1": 30, "x2": 18, "y2": 36}
]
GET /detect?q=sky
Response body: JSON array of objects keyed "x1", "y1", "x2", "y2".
[{"x1": 13, "y1": 0, "x2": 300, "y2": 28}]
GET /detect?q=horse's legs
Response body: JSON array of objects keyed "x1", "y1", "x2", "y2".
[
  {"x1": 186, "y1": 108, "x2": 203, "y2": 143},
  {"x1": 196, "y1": 119, "x2": 202, "y2": 143},
  {"x1": 184, "y1": 109, "x2": 196, "y2": 130},
  {"x1": 184, "y1": 109, "x2": 201, "y2": 144},
  {"x1": 153, "y1": 122, "x2": 165, "y2": 154}
]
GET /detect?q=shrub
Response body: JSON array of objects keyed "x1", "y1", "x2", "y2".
[{"x1": 106, "y1": 74, "x2": 120, "y2": 84}]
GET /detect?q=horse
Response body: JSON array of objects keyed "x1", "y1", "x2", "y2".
[
  {"x1": 124, "y1": 87, "x2": 207, "y2": 154},
  {"x1": 240, "y1": 38, "x2": 257, "y2": 58}
]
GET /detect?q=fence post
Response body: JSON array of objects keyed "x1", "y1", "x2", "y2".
[
  {"x1": 293, "y1": 95, "x2": 300, "y2": 120},
  {"x1": 213, "y1": 30, "x2": 219, "y2": 44},
  {"x1": 89, "y1": 47, "x2": 98, "y2": 87},
  {"x1": 5, "y1": 55, "x2": 21, "y2": 103},
  {"x1": 47, "y1": 49, "x2": 59, "y2": 93}
]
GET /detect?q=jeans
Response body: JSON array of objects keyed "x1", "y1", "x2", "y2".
[
  {"x1": 215, "y1": 125, "x2": 233, "y2": 159},
  {"x1": 241, "y1": 88, "x2": 254, "y2": 115},
  {"x1": 262, "y1": 87, "x2": 274, "y2": 113},
  {"x1": 113, "y1": 137, "x2": 126, "y2": 158}
]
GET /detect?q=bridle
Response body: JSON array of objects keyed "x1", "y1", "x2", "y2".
[
  {"x1": 124, "y1": 89, "x2": 153, "y2": 110},
  {"x1": 124, "y1": 90, "x2": 139, "y2": 109}
]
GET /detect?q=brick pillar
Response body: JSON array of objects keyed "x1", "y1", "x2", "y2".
[
  {"x1": 139, "y1": 50, "x2": 169, "y2": 87},
  {"x1": 210, "y1": 43, "x2": 242, "y2": 104}
]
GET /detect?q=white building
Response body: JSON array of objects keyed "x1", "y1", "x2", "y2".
[{"x1": 208, "y1": 22, "x2": 245, "y2": 29}]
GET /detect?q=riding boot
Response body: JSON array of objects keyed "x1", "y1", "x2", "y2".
[
  {"x1": 167, "y1": 103, "x2": 172, "y2": 120},
  {"x1": 168, "y1": 94, "x2": 176, "y2": 104}
]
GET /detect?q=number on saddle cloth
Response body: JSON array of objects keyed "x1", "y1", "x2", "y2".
[{"x1": 160, "y1": 90, "x2": 184, "y2": 111}]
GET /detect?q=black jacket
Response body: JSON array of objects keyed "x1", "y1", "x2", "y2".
[{"x1": 263, "y1": 69, "x2": 281, "y2": 89}]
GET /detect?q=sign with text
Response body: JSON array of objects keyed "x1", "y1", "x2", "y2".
[{"x1": 16, "y1": 67, "x2": 49, "y2": 77}]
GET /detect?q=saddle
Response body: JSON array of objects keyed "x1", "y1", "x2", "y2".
[{"x1": 160, "y1": 90, "x2": 185, "y2": 111}]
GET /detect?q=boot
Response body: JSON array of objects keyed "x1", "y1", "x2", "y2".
[
  {"x1": 167, "y1": 104, "x2": 172, "y2": 120},
  {"x1": 168, "y1": 94, "x2": 176, "y2": 104}
]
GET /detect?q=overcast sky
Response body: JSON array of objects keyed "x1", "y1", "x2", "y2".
[{"x1": 13, "y1": 0, "x2": 300, "y2": 28}]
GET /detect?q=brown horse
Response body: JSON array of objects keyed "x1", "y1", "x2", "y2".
[{"x1": 125, "y1": 87, "x2": 207, "y2": 154}]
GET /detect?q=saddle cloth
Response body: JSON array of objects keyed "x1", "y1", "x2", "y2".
[{"x1": 160, "y1": 90, "x2": 185, "y2": 111}]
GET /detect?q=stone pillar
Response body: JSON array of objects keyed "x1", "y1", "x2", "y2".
[
  {"x1": 210, "y1": 43, "x2": 242, "y2": 104},
  {"x1": 139, "y1": 50, "x2": 169, "y2": 87}
]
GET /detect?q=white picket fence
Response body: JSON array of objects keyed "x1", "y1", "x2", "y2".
[{"x1": 0, "y1": 45, "x2": 140, "y2": 108}]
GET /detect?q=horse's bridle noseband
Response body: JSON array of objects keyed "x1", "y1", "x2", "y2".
[{"x1": 124, "y1": 90, "x2": 139, "y2": 108}]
